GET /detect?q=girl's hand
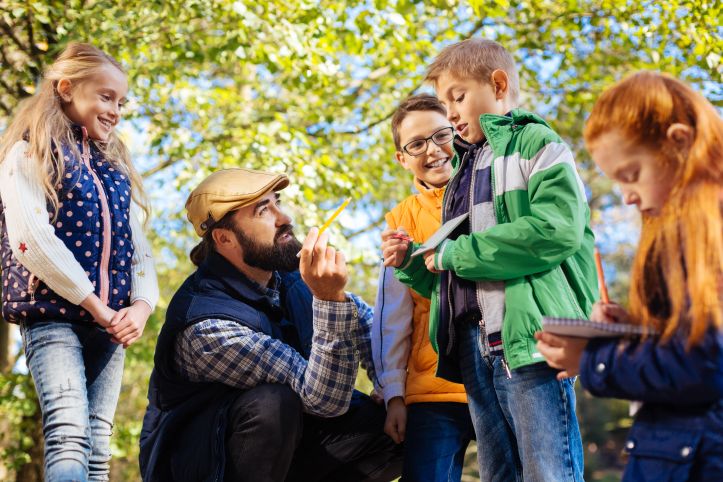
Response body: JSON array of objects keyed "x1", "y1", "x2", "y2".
[
  {"x1": 590, "y1": 301, "x2": 630, "y2": 324},
  {"x1": 380, "y1": 227, "x2": 411, "y2": 268},
  {"x1": 81, "y1": 293, "x2": 117, "y2": 328},
  {"x1": 534, "y1": 331, "x2": 588, "y2": 381},
  {"x1": 384, "y1": 397, "x2": 407, "y2": 444},
  {"x1": 107, "y1": 301, "x2": 152, "y2": 348},
  {"x1": 422, "y1": 250, "x2": 441, "y2": 273}
]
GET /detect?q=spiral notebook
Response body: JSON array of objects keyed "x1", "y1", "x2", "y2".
[{"x1": 541, "y1": 317, "x2": 658, "y2": 338}]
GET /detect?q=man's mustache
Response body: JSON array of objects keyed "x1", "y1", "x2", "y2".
[{"x1": 275, "y1": 224, "x2": 295, "y2": 241}]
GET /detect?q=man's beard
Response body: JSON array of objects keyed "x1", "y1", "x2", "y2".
[{"x1": 232, "y1": 223, "x2": 302, "y2": 272}]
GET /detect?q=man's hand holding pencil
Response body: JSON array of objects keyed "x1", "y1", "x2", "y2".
[
  {"x1": 298, "y1": 197, "x2": 352, "y2": 302},
  {"x1": 299, "y1": 227, "x2": 348, "y2": 303}
]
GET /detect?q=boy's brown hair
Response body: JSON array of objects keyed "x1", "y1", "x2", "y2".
[
  {"x1": 390, "y1": 93, "x2": 447, "y2": 150},
  {"x1": 425, "y1": 38, "x2": 520, "y2": 104}
]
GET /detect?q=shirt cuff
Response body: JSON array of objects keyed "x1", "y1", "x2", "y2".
[
  {"x1": 435, "y1": 239, "x2": 454, "y2": 271},
  {"x1": 398, "y1": 241, "x2": 415, "y2": 270},
  {"x1": 379, "y1": 370, "x2": 407, "y2": 406},
  {"x1": 312, "y1": 295, "x2": 358, "y2": 334}
]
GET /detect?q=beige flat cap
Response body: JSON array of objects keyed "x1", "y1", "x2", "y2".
[{"x1": 186, "y1": 168, "x2": 289, "y2": 236}]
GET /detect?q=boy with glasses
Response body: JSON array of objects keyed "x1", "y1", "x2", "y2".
[
  {"x1": 373, "y1": 94, "x2": 474, "y2": 482},
  {"x1": 381, "y1": 39, "x2": 597, "y2": 480}
]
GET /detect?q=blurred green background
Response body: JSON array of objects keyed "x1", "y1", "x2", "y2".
[{"x1": 0, "y1": 0, "x2": 719, "y2": 480}]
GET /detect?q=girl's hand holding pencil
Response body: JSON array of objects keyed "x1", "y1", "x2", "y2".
[{"x1": 590, "y1": 247, "x2": 631, "y2": 324}]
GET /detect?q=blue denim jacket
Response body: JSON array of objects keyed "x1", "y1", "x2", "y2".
[{"x1": 581, "y1": 325, "x2": 723, "y2": 481}]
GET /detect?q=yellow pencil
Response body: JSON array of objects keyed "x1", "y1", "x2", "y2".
[
  {"x1": 317, "y1": 197, "x2": 351, "y2": 236},
  {"x1": 296, "y1": 197, "x2": 351, "y2": 257}
]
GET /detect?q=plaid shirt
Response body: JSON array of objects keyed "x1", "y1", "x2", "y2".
[{"x1": 175, "y1": 278, "x2": 375, "y2": 418}]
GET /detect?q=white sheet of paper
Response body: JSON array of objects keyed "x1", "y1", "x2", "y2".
[{"x1": 410, "y1": 213, "x2": 469, "y2": 258}]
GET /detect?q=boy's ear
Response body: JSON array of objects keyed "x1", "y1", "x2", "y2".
[
  {"x1": 666, "y1": 123, "x2": 694, "y2": 155},
  {"x1": 490, "y1": 69, "x2": 509, "y2": 99},
  {"x1": 56, "y1": 79, "x2": 73, "y2": 102},
  {"x1": 395, "y1": 150, "x2": 410, "y2": 170}
]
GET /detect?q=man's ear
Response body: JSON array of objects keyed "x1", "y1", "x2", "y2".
[
  {"x1": 211, "y1": 228, "x2": 234, "y2": 251},
  {"x1": 490, "y1": 69, "x2": 509, "y2": 100},
  {"x1": 666, "y1": 123, "x2": 694, "y2": 155},
  {"x1": 56, "y1": 79, "x2": 73, "y2": 102}
]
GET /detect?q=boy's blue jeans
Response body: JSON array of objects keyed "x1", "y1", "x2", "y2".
[
  {"x1": 402, "y1": 401, "x2": 475, "y2": 482},
  {"x1": 21, "y1": 320, "x2": 125, "y2": 482},
  {"x1": 458, "y1": 321, "x2": 584, "y2": 482}
]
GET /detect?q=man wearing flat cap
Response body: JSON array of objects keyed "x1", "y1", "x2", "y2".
[{"x1": 140, "y1": 169, "x2": 402, "y2": 482}]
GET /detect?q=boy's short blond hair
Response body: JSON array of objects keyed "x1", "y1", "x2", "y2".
[{"x1": 425, "y1": 38, "x2": 520, "y2": 104}]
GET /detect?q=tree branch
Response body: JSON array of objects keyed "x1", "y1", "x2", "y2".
[
  {"x1": 308, "y1": 18, "x2": 489, "y2": 138},
  {"x1": 0, "y1": 19, "x2": 30, "y2": 54},
  {"x1": 141, "y1": 156, "x2": 178, "y2": 178},
  {"x1": 346, "y1": 212, "x2": 387, "y2": 240},
  {"x1": 0, "y1": 76, "x2": 15, "y2": 96},
  {"x1": 0, "y1": 98, "x2": 11, "y2": 116},
  {"x1": 26, "y1": 11, "x2": 36, "y2": 54}
]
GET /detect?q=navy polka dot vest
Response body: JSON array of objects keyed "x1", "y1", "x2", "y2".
[{"x1": 0, "y1": 126, "x2": 135, "y2": 324}]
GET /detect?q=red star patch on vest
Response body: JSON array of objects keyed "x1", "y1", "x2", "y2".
[{"x1": 19, "y1": 243, "x2": 27, "y2": 253}]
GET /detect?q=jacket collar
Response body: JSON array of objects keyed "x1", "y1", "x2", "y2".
[
  {"x1": 479, "y1": 108, "x2": 551, "y2": 156},
  {"x1": 413, "y1": 177, "x2": 445, "y2": 211},
  {"x1": 198, "y1": 251, "x2": 281, "y2": 309},
  {"x1": 451, "y1": 108, "x2": 551, "y2": 163}
]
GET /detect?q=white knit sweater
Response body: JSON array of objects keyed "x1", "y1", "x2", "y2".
[{"x1": 0, "y1": 140, "x2": 159, "y2": 311}]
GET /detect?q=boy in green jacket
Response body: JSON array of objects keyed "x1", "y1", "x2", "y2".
[{"x1": 381, "y1": 38, "x2": 597, "y2": 481}]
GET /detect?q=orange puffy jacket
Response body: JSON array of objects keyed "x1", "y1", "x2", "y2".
[{"x1": 384, "y1": 178, "x2": 467, "y2": 404}]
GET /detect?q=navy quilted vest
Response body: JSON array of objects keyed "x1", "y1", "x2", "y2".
[{"x1": 0, "y1": 126, "x2": 134, "y2": 324}]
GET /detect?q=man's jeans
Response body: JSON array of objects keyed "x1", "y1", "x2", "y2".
[
  {"x1": 223, "y1": 384, "x2": 403, "y2": 482},
  {"x1": 403, "y1": 402, "x2": 475, "y2": 482},
  {"x1": 458, "y1": 321, "x2": 584, "y2": 482},
  {"x1": 21, "y1": 321, "x2": 125, "y2": 482}
]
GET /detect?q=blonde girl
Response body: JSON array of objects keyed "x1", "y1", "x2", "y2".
[{"x1": 0, "y1": 42, "x2": 158, "y2": 481}]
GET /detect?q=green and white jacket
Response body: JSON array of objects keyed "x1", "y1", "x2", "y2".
[{"x1": 395, "y1": 109, "x2": 598, "y2": 382}]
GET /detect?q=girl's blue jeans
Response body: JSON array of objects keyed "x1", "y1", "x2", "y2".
[
  {"x1": 21, "y1": 320, "x2": 125, "y2": 482},
  {"x1": 457, "y1": 321, "x2": 584, "y2": 482}
]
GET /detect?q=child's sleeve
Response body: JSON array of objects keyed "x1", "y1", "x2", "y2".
[
  {"x1": 433, "y1": 141, "x2": 589, "y2": 280},
  {"x1": 0, "y1": 142, "x2": 95, "y2": 304},
  {"x1": 372, "y1": 264, "x2": 413, "y2": 406},
  {"x1": 128, "y1": 202, "x2": 159, "y2": 311},
  {"x1": 393, "y1": 242, "x2": 436, "y2": 298},
  {"x1": 579, "y1": 327, "x2": 723, "y2": 406}
]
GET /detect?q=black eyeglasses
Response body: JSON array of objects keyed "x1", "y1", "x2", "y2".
[{"x1": 402, "y1": 127, "x2": 454, "y2": 156}]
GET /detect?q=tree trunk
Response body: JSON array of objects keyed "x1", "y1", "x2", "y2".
[
  {"x1": 14, "y1": 406, "x2": 43, "y2": 482},
  {"x1": 0, "y1": 320, "x2": 11, "y2": 373}
]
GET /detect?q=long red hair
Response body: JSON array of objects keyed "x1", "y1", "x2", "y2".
[{"x1": 584, "y1": 72, "x2": 722, "y2": 346}]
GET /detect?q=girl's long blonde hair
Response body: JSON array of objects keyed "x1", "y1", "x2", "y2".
[
  {"x1": 584, "y1": 71, "x2": 722, "y2": 346},
  {"x1": 0, "y1": 42, "x2": 148, "y2": 220}
]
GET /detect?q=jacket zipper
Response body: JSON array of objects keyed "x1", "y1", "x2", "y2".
[
  {"x1": 445, "y1": 272, "x2": 454, "y2": 356},
  {"x1": 469, "y1": 145, "x2": 486, "y2": 332},
  {"x1": 80, "y1": 128, "x2": 112, "y2": 305},
  {"x1": 441, "y1": 149, "x2": 467, "y2": 356},
  {"x1": 28, "y1": 274, "x2": 39, "y2": 302}
]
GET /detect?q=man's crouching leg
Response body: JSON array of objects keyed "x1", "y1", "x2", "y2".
[
  {"x1": 224, "y1": 384, "x2": 303, "y2": 482},
  {"x1": 286, "y1": 391, "x2": 403, "y2": 482}
]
